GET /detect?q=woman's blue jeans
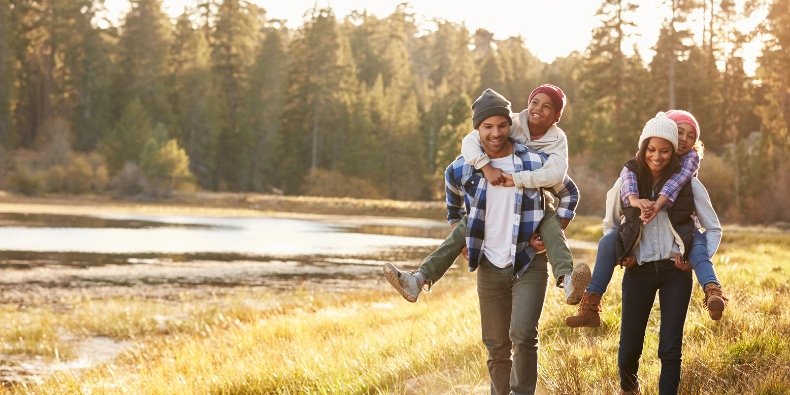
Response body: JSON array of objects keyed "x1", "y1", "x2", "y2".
[
  {"x1": 618, "y1": 259, "x2": 693, "y2": 394},
  {"x1": 586, "y1": 229, "x2": 719, "y2": 296}
]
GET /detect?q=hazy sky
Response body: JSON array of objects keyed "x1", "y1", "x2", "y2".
[{"x1": 102, "y1": 0, "x2": 766, "y2": 75}]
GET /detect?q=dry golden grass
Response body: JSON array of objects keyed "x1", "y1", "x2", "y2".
[{"x1": 2, "y1": 228, "x2": 789, "y2": 394}]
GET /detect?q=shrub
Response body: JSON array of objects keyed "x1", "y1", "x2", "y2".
[
  {"x1": 110, "y1": 162, "x2": 148, "y2": 197},
  {"x1": 567, "y1": 154, "x2": 619, "y2": 217},
  {"x1": 47, "y1": 165, "x2": 67, "y2": 192},
  {"x1": 66, "y1": 154, "x2": 93, "y2": 194},
  {"x1": 7, "y1": 164, "x2": 45, "y2": 196},
  {"x1": 94, "y1": 165, "x2": 109, "y2": 192},
  {"x1": 303, "y1": 168, "x2": 384, "y2": 199},
  {"x1": 698, "y1": 153, "x2": 736, "y2": 219}
]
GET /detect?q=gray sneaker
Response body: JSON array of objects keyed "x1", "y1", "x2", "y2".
[
  {"x1": 564, "y1": 262, "x2": 591, "y2": 305},
  {"x1": 383, "y1": 262, "x2": 422, "y2": 303}
]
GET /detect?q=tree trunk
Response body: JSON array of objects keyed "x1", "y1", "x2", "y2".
[
  {"x1": 669, "y1": 2, "x2": 676, "y2": 109},
  {"x1": 312, "y1": 100, "x2": 320, "y2": 169}
]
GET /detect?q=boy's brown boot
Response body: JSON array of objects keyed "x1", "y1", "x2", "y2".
[
  {"x1": 704, "y1": 283, "x2": 728, "y2": 320},
  {"x1": 565, "y1": 292, "x2": 602, "y2": 328}
]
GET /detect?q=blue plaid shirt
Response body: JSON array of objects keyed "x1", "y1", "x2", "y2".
[{"x1": 445, "y1": 141, "x2": 579, "y2": 278}]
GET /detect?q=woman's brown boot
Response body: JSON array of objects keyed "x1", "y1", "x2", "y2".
[
  {"x1": 704, "y1": 283, "x2": 728, "y2": 320},
  {"x1": 565, "y1": 291, "x2": 602, "y2": 328}
]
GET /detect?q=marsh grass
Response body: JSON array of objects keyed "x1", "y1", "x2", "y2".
[{"x1": 3, "y1": 231, "x2": 790, "y2": 394}]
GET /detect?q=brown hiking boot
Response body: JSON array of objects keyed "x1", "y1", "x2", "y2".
[
  {"x1": 565, "y1": 292, "x2": 602, "y2": 328},
  {"x1": 620, "y1": 384, "x2": 641, "y2": 394},
  {"x1": 703, "y1": 283, "x2": 728, "y2": 320}
]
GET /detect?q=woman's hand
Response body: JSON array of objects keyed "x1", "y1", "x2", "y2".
[
  {"x1": 674, "y1": 253, "x2": 692, "y2": 271},
  {"x1": 620, "y1": 254, "x2": 638, "y2": 268},
  {"x1": 482, "y1": 164, "x2": 506, "y2": 186},
  {"x1": 529, "y1": 232, "x2": 546, "y2": 252}
]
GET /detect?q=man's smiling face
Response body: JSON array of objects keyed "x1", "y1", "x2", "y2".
[{"x1": 478, "y1": 115, "x2": 511, "y2": 158}]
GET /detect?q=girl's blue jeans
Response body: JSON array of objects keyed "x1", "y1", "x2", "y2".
[{"x1": 587, "y1": 228, "x2": 720, "y2": 296}]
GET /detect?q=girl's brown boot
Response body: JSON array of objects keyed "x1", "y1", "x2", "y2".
[{"x1": 704, "y1": 283, "x2": 728, "y2": 320}]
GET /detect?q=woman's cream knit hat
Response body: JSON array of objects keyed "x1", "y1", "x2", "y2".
[{"x1": 638, "y1": 112, "x2": 678, "y2": 151}]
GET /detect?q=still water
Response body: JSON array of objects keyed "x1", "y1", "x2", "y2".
[{"x1": 0, "y1": 213, "x2": 443, "y2": 258}]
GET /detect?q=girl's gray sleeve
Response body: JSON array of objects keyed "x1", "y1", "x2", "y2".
[{"x1": 691, "y1": 179, "x2": 722, "y2": 258}]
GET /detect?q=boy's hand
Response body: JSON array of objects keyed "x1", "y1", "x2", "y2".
[
  {"x1": 482, "y1": 164, "x2": 506, "y2": 186},
  {"x1": 500, "y1": 173, "x2": 516, "y2": 187},
  {"x1": 620, "y1": 254, "x2": 637, "y2": 268},
  {"x1": 674, "y1": 253, "x2": 692, "y2": 271},
  {"x1": 529, "y1": 232, "x2": 546, "y2": 252}
]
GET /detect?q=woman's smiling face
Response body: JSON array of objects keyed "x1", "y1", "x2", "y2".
[{"x1": 645, "y1": 137, "x2": 674, "y2": 173}]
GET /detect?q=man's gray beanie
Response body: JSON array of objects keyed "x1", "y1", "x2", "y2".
[{"x1": 472, "y1": 89, "x2": 513, "y2": 129}]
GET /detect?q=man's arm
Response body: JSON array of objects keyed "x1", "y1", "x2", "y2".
[{"x1": 445, "y1": 163, "x2": 465, "y2": 225}]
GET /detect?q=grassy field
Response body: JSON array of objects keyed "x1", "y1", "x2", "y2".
[{"x1": 2, "y1": 221, "x2": 790, "y2": 394}]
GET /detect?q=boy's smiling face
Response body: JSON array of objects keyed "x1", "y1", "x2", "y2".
[{"x1": 527, "y1": 93, "x2": 558, "y2": 128}]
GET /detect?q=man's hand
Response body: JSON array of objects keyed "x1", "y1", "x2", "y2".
[
  {"x1": 620, "y1": 254, "x2": 637, "y2": 269},
  {"x1": 674, "y1": 253, "x2": 692, "y2": 271},
  {"x1": 482, "y1": 164, "x2": 506, "y2": 186},
  {"x1": 461, "y1": 246, "x2": 469, "y2": 260},
  {"x1": 529, "y1": 232, "x2": 546, "y2": 252},
  {"x1": 500, "y1": 173, "x2": 516, "y2": 187}
]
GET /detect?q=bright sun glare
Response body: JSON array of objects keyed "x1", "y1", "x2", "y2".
[{"x1": 102, "y1": 0, "x2": 766, "y2": 75}]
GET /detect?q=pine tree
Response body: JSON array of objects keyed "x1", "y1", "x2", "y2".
[
  {"x1": 102, "y1": 98, "x2": 153, "y2": 172},
  {"x1": 281, "y1": 6, "x2": 356, "y2": 194},
  {"x1": 211, "y1": 0, "x2": 263, "y2": 190},
  {"x1": 755, "y1": 0, "x2": 790, "y2": 147},
  {"x1": 582, "y1": 0, "x2": 640, "y2": 167},
  {"x1": 172, "y1": 7, "x2": 219, "y2": 189},
  {"x1": 116, "y1": 0, "x2": 175, "y2": 132},
  {"x1": 239, "y1": 29, "x2": 287, "y2": 192},
  {"x1": 0, "y1": 0, "x2": 15, "y2": 147}
]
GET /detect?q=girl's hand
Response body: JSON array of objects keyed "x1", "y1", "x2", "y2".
[
  {"x1": 629, "y1": 197, "x2": 655, "y2": 224},
  {"x1": 641, "y1": 201, "x2": 660, "y2": 224},
  {"x1": 674, "y1": 253, "x2": 692, "y2": 271}
]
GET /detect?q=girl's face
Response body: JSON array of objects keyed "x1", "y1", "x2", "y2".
[
  {"x1": 645, "y1": 137, "x2": 674, "y2": 173},
  {"x1": 677, "y1": 123, "x2": 696, "y2": 156}
]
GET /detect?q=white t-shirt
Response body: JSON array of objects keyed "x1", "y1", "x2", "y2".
[{"x1": 483, "y1": 155, "x2": 516, "y2": 268}]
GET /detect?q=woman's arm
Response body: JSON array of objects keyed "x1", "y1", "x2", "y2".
[{"x1": 691, "y1": 178, "x2": 722, "y2": 258}]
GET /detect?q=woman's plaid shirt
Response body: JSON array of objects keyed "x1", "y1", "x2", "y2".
[{"x1": 444, "y1": 142, "x2": 579, "y2": 278}]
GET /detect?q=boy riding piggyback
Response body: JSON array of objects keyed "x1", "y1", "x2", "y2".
[{"x1": 384, "y1": 85, "x2": 590, "y2": 306}]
